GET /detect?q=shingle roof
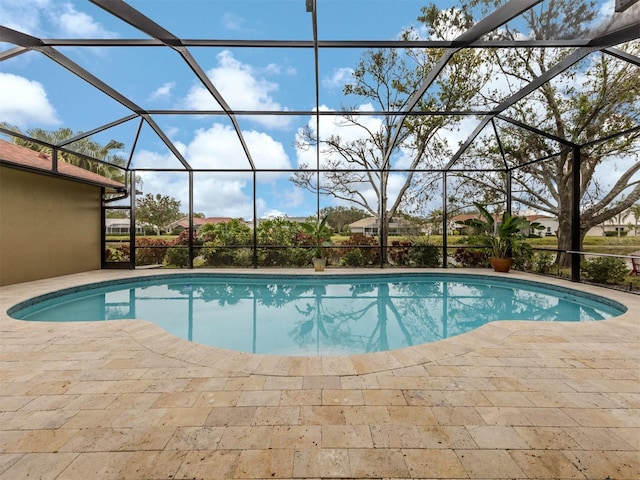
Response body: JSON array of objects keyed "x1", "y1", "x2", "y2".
[
  {"x1": 168, "y1": 217, "x2": 237, "y2": 229},
  {"x1": 0, "y1": 140, "x2": 124, "y2": 190},
  {"x1": 451, "y1": 213, "x2": 555, "y2": 223}
]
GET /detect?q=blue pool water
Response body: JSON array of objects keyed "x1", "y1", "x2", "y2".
[{"x1": 9, "y1": 273, "x2": 626, "y2": 356}]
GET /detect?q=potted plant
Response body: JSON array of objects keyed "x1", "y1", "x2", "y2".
[
  {"x1": 300, "y1": 216, "x2": 332, "y2": 271},
  {"x1": 460, "y1": 202, "x2": 543, "y2": 272}
]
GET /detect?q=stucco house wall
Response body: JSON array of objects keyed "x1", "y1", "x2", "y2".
[{"x1": 0, "y1": 167, "x2": 104, "y2": 286}]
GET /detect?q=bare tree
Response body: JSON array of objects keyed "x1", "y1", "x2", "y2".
[{"x1": 292, "y1": 9, "x2": 487, "y2": 260}]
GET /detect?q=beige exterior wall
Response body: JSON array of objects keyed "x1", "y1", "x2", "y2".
[{"x1": 0, "y1": 167, "x2": 102, "y2": 286}]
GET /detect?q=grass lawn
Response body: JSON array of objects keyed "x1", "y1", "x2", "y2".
[
  {"x1": 106, "y1": 235, "x2": 177, "y2": 242},
  {"x1": 338, "y1": 234, "x2": 640, "y2": 253},
  {"x1": 111, "y1": 233, "x2": 640, "y2": 255}
]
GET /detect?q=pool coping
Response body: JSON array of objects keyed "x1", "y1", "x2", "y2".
[{"x1": 2, "y1": 268, "x2": 639, "y2": 376}]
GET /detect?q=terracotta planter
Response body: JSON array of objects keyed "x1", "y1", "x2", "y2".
[
  {"x1": 490, "y1": 257, "x2": 514, "y2": 272},
  {"x1": 312, "y1": 258, "x2": 326, "y2": 272}
]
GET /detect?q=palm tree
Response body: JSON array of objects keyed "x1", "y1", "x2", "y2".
[
  {"x1": 1, "y1": 123, "x2": 126, "y2": 181},
  {"x1": 427, "y1": 209, "x2": 443, "y2": 235},
  {"x1": 629, "y1": 203, "x2": 640, "y2": 237}
]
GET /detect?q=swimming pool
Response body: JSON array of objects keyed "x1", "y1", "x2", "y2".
[{"x1": 9, "y1": 273, "x2": 626, "y2": 356}]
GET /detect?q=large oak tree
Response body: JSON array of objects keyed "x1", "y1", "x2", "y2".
[{"x1": 450, "y1": 0, "x2": 640, "y2": 266}]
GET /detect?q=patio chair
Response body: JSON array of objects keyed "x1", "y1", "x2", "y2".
[{"x1": 630, "y1": 252, "x2": 640, "y2": 276}]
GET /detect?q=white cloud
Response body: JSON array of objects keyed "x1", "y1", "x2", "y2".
[
  {"x1": 222, "y1": 13, "x2": 246, "y2": 31},
  {"x1": 261, "y1": 209, "x2": 288, "y2": 219},
  {"x1": 131, "y1": 149, "x2": 186, "y2": 170},
  {"x1": 183, "y1": 50, "x2": 291, "y2": 129},
  {"x1": 137, "y1": 169, "x2": 269, "y2": 219},
  {"x1": 322, "y1": 67, "x2": 354, "y2": 89},
  {"x1": 132, "y1": 123, "x2": 292, "y2": 217},
  {"x1": 193, "y1": 174, "x2": 252, "y2": 217},
  {"x1": 56, "y1": 3, "x2": 116, "y2": 38},
  {"x1": 280, "y1": 187, "x2": 305, "y2": 209},
  {"x1": 0, "y1": 0, "x2": 50, "y2": 35},
  {"x1": 148, "y1": 82, "x2": 176, "y2": 102},
  {"x1": 186, "y1": 123, "x2": 291, "y2": 175},
  {"x1": 0, "y1": 0, "x2": 116, "y2": 38},
  {"x1": 0, "y1": 73, "x2": 60, "y2": 127}
]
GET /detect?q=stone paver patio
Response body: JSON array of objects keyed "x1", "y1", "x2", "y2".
[{"x1": 1, "y1": 269, "x2": 638, "y2": 479}]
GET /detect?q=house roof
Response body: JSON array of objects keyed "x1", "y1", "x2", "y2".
[
  {"x1": 0, "y1": 140, "x2": 124, "y2": 190},
  {"x1": 450, "y1": 213, "x2": 555, "y2": 223},
  {"x1": 349, "y1": 217, "x2": 416, "y2": 228},
  {"x1": 105, "y1": 218, "x2": 129, "y2": 227},
  {"x1": 349, "y1": 217, "x2": 377, "y2": 228},
  {"x1": 168, "y1": 217, "x2": 236, "y2": 229}
]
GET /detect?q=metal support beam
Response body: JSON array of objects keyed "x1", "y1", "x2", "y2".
[
  {"x1": 101, "y1": 188, "x2": 106, "y2": 269},
  {"x1": 604, "y1": 47, "x2": 640, "y2": 67},
  {"x1": 57, "y1": 114, "x2": 139, "y2": 147},
  {"x1": 506, "y1": 171, "x2": 512, "y2": 215},
  {"x1": 0, "y1": 45, "x2": 28, "y2": 61},
  {"x1": 51, "y1": 148, "x2": 58, "y2": 173},
  {"x1": 4, "y1": 38, "x2": 611, "y2": 49},
  {"x1": 130, "y1": 169, "x2": 137, "y2": 270},
  {"x1": 188, "y1": 171, "x2": 194, "y2": 269},
  {"x1": 253, "y1": 171, "x2": 258, "y2": 269},
  {"x1": 571, "y1": 147, "x2": 581, "y2": 282},
  {"x1": 442, "y1": 173, "x2": 448, "y2": 268},
  {"x1": 90, "y1": 0, "x2": 256, "y2": 171},
  {"x1": 0, "y1": 26, "x2": 192, "y2": 170}
]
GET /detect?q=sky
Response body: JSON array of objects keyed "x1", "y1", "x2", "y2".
[{"x1": 1, "y1": 0, "x2": 638, "y2": 220}]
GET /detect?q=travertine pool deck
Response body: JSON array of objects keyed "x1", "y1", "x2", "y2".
[{"x1": 1, "y1": 269, "x2": 638, "y2": 479}]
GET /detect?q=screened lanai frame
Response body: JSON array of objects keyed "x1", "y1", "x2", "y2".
[{"x1": 1, "y1": 0, "x2": 639, "y2": 281}]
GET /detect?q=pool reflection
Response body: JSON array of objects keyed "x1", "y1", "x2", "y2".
[{"x1": 83, "y1": 277, "x2": 614, "y2": 356}]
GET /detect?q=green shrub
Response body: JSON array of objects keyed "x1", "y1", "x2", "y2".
[
  {"x1": 389, "y1": 241, "x2": 412, "y2": 266},
  {"x1": 135, "y1": 237, "x2": 169, "y2": 266},
  {"x1": 581, "y1": 256, "x2": 629, "y2": 284},
  {"x1": 343, "y1": 249, "x2": 366, "y2": 267},
  {"x1": 105, "y1": 245, "x2": 130, "y2": 262},
  {"x1": 533, "y1": 251, "x2": 555, "y2": 274},
  {"x1": 201, "y1": 241, "x2": 232, "y2": 266},
  {"x1": 452, "y1": 247, "x2": 488, "y2": 267},
  {"x1": 288, "y1": 247, "x2": 312, "y2": 267},
  {"x1": 231, "y1": 248, "x2": 254, "y2": 267},
  {"x1": 408, "y1": 243, "x2": 441, "y2": 267},
  {"x1": 340, "y1": 234, "x2": 379, "y2": 265},
  {"x1": 513, "y1": 242, "x2": 535, "y2": 271},
  {"x1": 166, "y1": 246, "x2": 190, "y2": 267}
]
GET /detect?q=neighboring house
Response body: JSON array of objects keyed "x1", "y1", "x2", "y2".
[
  {"x1": 450, "y1": 210, "x2": 640, "y2": 238},
  {"x1": 105, "y1": 218, "x2": 144, "y2": 235},
  {"x1": 349, "y1": 217, "x2": 419, "y2": 236},
  {"x1": 449, "y1": 214, "x2": 479, "y2": 235},
  {"x1": 0, "y1": 140, "x2": 124, "y2": 286},
  {"x1": 526, "y1": 214, "x2": 558, "y2": 237},
  {"x1": 586, "y1": 211, "x2": 639, "y2": 237},
  {"x1": 166, "y1": 216, "x2": 236, "y2": 232}
]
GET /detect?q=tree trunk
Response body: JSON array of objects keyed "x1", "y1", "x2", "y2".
[
  {"x1": 378, "y1": 208, "x2": 388, "y2": 265},
  {"x1": 555, "y1": 223, "x2": 573, "y2": 269},
  {"x1": 555, "y1": 169, "x2": 575, "y2": 269},
  {"x1": 555, "y1": 219, "x2": 587, "y2": 269},
  {"x1": 379, "y1": 174, "x2": 388, "y2": 265}
]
